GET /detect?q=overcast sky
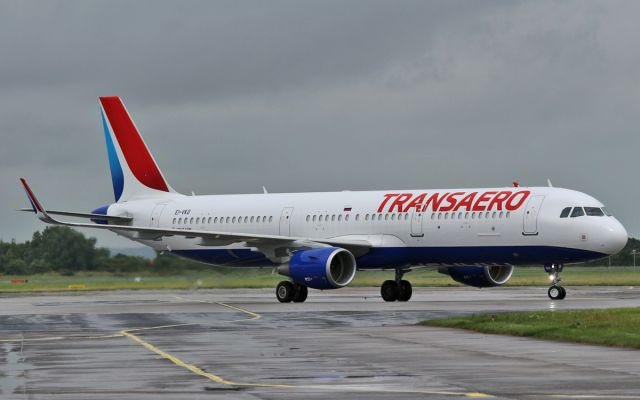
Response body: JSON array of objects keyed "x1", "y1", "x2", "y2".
[{"x1": 1, "y1": 0, "x2": 639, "y2": 248}]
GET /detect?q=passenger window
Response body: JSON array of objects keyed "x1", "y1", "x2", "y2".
[
  {"x1": 338, "y1": 215, "x2": 342, "y2": 221},
  {"x1": 431, "y1": 213, "x2": 435, "y2": 220},
  {"x1": 346, "y1": 214, "x2": 350, "y2": 222},
  {"x1": 506, "y1": 212, "x2": 510, "y2": 218},
  {"x1": 172, "y1": 218, "x2": 176, "y2": 224},
  {"x1": 356, "y1": 214, "x2": 360, "y2": 221},
  {"x1": 232, "y1": 217, "x2": 236, "y2": 223},
  {"x1": 312, "y1": 215, "x2": 316, "y2": 222},
  {"x1": 585, "y1": 207, "x2": 604, "y2": 217},
  {"x1": 560, "y1": 207, "x2": 572, "y2": 218},
  {"x1": 332, "y1": 215, "x2": 336, "y2": 221},
  {"x1": 492, "y1": 212, "x2": 497, "y2": 219},
  {"x1": 499, "y1": 211, "x2": 503, "y2": 218},
  {"x1": 269, "y1": 216, "x2": 273, "y2": 222},
  {"x1": 378, "y1": 214, "x2": 383, "y2": 221},
  {"x1": 365, "y1": 214, "x2": 369, "y2": 221},
  {"x1": 570, "y1": 207, "x2": 585, "y2": 218},
  {"x1": 196, "y1": 217, "x2": 200, "y2": 224},
  {"x1": 178, "y1": 218, "x2": 182, "y2": 224}
]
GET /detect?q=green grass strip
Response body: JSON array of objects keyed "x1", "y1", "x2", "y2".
[{"x1": 420, "y1": 307, "x2": 640, "y2": 349}]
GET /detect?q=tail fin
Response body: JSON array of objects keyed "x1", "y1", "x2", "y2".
[{"x1": 99, "y1": 96, "x2": 176, "y2": 202}]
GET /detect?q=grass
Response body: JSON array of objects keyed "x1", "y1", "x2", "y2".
[
  {"x1": 0, "y1": 265, "x2": 639, "y2": 293},
  {"x1": 420, "y1": 308, "x2": 640, "y2": 349}
]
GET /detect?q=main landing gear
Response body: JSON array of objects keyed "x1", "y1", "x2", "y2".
[
  {"x1": 381, "y1": 268, "x2": 413, "y2": 302},
  {"x1": 545, "y1": 264, "x2": 566, "y2": 300},
  {"x1": 276, "y1": 281, "x2": 308, "y2": 303}
]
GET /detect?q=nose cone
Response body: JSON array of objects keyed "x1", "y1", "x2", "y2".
[{"x1": 604, "y1": 218, "x2": 628, "y2": 255}]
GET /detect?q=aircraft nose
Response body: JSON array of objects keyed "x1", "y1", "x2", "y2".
[{"x1": 604, "y1": 219, "x2": 628, "y2": 255}]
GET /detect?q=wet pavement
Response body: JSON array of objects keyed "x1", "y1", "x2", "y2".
[{"x1": 1, "y1": 286, "x2": 640, "y2": 399}]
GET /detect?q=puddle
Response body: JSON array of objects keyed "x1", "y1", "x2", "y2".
[{"x1": 0, "y1": 341, "x2": 32, "y2": 397}]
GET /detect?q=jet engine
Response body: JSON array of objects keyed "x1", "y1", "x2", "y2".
[
  {"x1": 278, "y1": 247, "x2": 357, "y2": 290},
  {"x1": 438, "y1": 265, "x2": 514, "y2": 288}
]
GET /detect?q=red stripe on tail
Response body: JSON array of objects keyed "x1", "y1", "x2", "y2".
[{"x1": 99, "y1": 97, "x2": 169, "y2": 192}]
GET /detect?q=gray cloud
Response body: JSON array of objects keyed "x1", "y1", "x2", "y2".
[{"x1": 1, "y1": 0, "x2": 639, "y2": 247}]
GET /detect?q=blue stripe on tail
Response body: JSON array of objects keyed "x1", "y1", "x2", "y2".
[{"x1": 101, "y1": 110, "x2": 124, "y2": 202}]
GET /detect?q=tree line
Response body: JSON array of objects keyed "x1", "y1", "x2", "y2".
[
  {"x1": 0, "y1": 226, "x2": 638, "y2": 275},
  {"x1": 0, "y1": 227, "x2": 203, "y2": 275}
]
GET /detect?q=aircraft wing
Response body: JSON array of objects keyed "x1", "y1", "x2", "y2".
[
  {"x1": 17, "y1": 208, "x2": 133, "y2": 224},
  {"x1": 19, "y1": 179, "x2": 371, "y2": 260}
]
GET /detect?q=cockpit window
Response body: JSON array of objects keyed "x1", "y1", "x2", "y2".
[
  {"x1": 585, "y1": 207, "x2": 604, "y2": 217},
  {"x1": 570, "y1": 207, "x2": 585, "y2": 218},
  {"x1": 602, "y1": 207, "x2": 612, "y2": 216},
  {"x1": 560, "y1": 207, "x2": 572, "y2": 218}
]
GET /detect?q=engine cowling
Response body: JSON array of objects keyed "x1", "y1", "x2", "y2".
[
  {"x1": 438, "y1": 265, "x2": 514, "y2": 288},
  {"x1": 278, "y1": 247, "x2": 357, "y2": 290}
]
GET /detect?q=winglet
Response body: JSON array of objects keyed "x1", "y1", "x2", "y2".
[{"x1": 19, "y1": 178, "x2": 55, "y2": 223}]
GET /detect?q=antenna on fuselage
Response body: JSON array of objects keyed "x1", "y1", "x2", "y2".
[
  {"x1": 547, "y1": 179, "x2": 553, "y2": 187},
  {"x1": 263, "y1": 186, "x2": 268, "y2": 194}
]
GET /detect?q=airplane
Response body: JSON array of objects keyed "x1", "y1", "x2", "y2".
[{"x1": 20, "y1": 96, "x2": 628, "y2": 303}]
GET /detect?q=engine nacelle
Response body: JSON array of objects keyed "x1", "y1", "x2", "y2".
[
  {"x1": 438, "y1": 265, "x2": 514, "y2": 288},
  {"x1": 278, "y1": 247, "x2": 357, "y2": 290}
]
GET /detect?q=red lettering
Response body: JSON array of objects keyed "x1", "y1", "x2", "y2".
[
  {"x1": 440, "y1": 192, "x2": 465, "y2": 212},
  {"x1": 472, "y1": 191, "x2": 497, "y2": 211},
  {"x1": 378, "y1": 193, "x2": 399, "y2": 212},
  {"x1": 424, "y1": 192, "x2": 450, "y2": 212},
  {"x1": 506, "y1": 190, "x2": 531, "y2": 211},
  {"x1": 453, "y1": 192, "x2": 477, "y2": 211},
  {"x1": 487, "y1": 191, "x2": 512, "y2": 211},
  {"x1": 403, "y1": 193, "x2": 427, "y2": 212},
  {"x1": 389, "y1": 193, "x2": 413, "y2": 212}
]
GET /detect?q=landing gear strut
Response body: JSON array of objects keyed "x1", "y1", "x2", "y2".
[
  {"x1": 276, "y1": 281, "x2": 308, "y2": 303},
  {"x1": 545, "y1": 264, "x2": 566, "y2": 300},
  {"x1": 381, "y1": 268, "x2": 412, "y2": 302}
]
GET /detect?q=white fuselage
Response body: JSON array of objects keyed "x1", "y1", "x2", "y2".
[{"x1": 103, "y1": 186, "x2": 628, "y2": 269}]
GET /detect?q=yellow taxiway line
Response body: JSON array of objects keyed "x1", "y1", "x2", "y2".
[{"x1": 119, "y1": 295, "x2": 493, "y2": 398}]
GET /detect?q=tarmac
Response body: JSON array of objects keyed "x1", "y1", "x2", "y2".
[{"x1": 1, "y1": 286, "x2": 640, "y2": 399}]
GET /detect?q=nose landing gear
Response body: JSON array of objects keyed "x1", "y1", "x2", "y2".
[
  {"x1": 381, "y1": 268, "x2": 413, "y2": 302},
  {"x1": 545, "y1": 264, "x2": 566, "y2": 300}
]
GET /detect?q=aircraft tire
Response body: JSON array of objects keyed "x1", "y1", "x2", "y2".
[
  {"x1": 397, "y1": 280, "x2": 412, "y2": 302},
  {"x1": 381, "y1": 280, "x2": 399, "y2": 302},
  {"x1": 548, "y1": 285, "x2": 563, "y2": 300},
  {"x1": 292, "y1": 284, "x2": 308, "y2": 303},
  {"x1": 558, "y1": 286, "x2": 566, "y2": 300},
  {"x1": 276, "y1": 281, "x2": 295, "y2": 303}
]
